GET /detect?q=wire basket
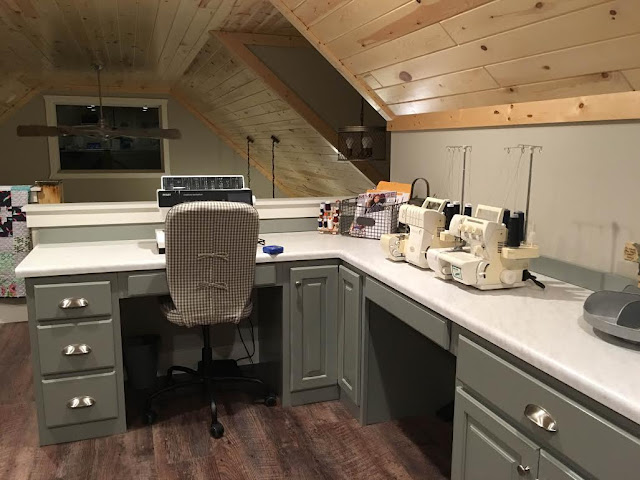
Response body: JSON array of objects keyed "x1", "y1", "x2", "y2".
[{"x1": 339, "y1": 197, "x2": 404, "y2": 240}]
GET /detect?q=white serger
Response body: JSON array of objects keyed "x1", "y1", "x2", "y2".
[
  {"x1": 380, "y1": 197, "x2": 456, "y2": 268},
  {"x1": 427, "y1": 205, "x2": 540, "y2": 290}
]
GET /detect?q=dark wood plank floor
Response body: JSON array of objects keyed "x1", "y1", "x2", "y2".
[{"x1": 0, "y1": 322, "x2": 452, "y2": 480}]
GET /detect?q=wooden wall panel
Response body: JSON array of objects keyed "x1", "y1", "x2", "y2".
[
  {"x1": 622, "y1": 69, "x2": 640, "y2": 90},
  {"x1": 274, "y1": 0, "x2": 640, "y2": 128},
  {"x1": 376, "y1": 68, "x2": 498, "y2": 105},
  {"x1": 173, "y1": 35, "x2": 373, "y2": 197},
  {"x1": 327, "y1": 0, "x2": 491, "y2": 60},
  {"x1": 441, "y1": 0, "x2": 608, "y2": 44},
  {"x1": 370, "y1": 1, "x2": 640, "y2": 88},
  {"x1": 487, "y1": 33, "x2": 640, "y2": 86},
  {"x1": 389, "y1": 72, "x2": 631, "y2": 115}
]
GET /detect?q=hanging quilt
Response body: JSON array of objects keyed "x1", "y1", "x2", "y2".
[{"x1": 0, "y1": 185, "x2": 31, "y2": 298}]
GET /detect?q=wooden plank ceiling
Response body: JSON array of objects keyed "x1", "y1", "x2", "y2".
[
  {"x1": 271, "y1": 0, "x2": 640, "y2": 117},
  {"x1": 0, "y1": 0, "x2": 373, "y2": 197}
]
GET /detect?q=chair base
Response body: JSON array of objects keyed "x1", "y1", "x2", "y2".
[{"x1": 144, "y1": 326, "x2": 277, "y2": 438}]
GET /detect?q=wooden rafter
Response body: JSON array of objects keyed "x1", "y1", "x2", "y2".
[
  {"x1": 212, "y1": 30, "x2": 385, "y2": 184},
  {"x1": 267, "y1": 0, "x2": 395, "y2": 121}
]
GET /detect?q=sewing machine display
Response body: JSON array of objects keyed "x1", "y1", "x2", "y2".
[
  {"x1": 155, "y1": 175, "x2": 253, "y2": 253},
  {"x1": 427, "y1": 205, "x2": 540, "y2": 290},
  {"x1": 380, "y1": 197, "x2": 457, "y2": 268}
]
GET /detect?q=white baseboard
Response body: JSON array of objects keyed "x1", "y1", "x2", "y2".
[{"x1": 0, "y1": 299, "x2": 28, "y2": 323}]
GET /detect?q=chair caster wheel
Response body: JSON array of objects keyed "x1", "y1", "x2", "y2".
[
  {"x1": 144, "y1": 410, "x2": 157, "y2": 425},
  {"x1": 210, "y1": 422, "x2": 225, "y2": 439},
  {"x1": 264, "y1": 394, "x2": 277, "y2": 407}
]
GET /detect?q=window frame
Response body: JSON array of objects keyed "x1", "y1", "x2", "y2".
[{"x1": 44, "y1": 95, "x2": 171, "y2": 179}]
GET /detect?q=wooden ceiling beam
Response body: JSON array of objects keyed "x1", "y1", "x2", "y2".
[
  {"x1": 387, "y1": 91, "x2": 640, "y2": 131},
  {"x1": 268, "y1": 0, "x2": 395, "y2": 121},
  {"x1": 212, "y1": 30, "x2": 338, "y2": 146}
]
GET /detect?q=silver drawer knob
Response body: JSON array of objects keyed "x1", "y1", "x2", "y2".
[
  {"x1": 517, "y1": 465, "x2": 530, "y2": 476},
  {"x1": 524, "y1": 404, "x2": 558, "y2": 432},
  {"x1": 295, "y1": 281, "x2": 302, "y2": 287},
  {"x1": 62, "y1": 344, "x2": 92, "y2": 356},
  {"x1": 67, "y1": 396, "x2": 95, "y2": 409},
  {"x1": 58, "y1": 297, "x2": 89, "y2": 309}
]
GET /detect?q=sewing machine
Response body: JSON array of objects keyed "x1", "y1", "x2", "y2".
[
  {"x1": 427, "y1": 205, "x2": 540, "y2": 290},
  {"x1": 155, "y1": 175, "x2": 254, "y2": 253},
  {"x1": 380, "y1": 197, "x2": 456, "y2": 268}
]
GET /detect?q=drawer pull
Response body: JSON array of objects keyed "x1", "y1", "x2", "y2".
[
  {"x1": 66, "y1": 396, "x2": 95, "y2": 409},
  {"x1": 517, "y1": 465, "x2": 530, "y2": 476},
  {"x1": 62, "y1": 344, "x2": 92, "y2": 356},
  {"x1": 524, "y1": 404, "x2": 558, "y2": 432},
  {"x1": 58, "y1": 297, "x2": 89, "y2": 310},
  {"x1": 295, "y1": 281, "x2": 302, "y2": 287}
]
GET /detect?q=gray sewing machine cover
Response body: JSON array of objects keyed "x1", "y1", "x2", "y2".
[{"x1": 0, "y1": 186, "x2": 31, "y2": 297}]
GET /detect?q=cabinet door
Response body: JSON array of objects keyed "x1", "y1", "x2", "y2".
[
  {"x1": 538, "y1": 451, "x2": 585, "y2": 480},
  {"x1": 338, "y1": 265, "x2": 362, "y2": 405},
  {"x1": 290, "y1": 266, "x2": 338, "y2": 392},
  {"x1": 452, "y1": 387, "x2": 540, "y2": 480}
]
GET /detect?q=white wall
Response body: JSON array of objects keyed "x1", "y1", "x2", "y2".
[
  {"x1": 391, "y1": 122, "x2": 640, "y2": 278},
  {"x1": 0, "y1": 93, "x2": 282, "y2": 201}
]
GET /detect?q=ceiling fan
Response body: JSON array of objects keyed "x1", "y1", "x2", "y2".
[{"x1": 17, "y1": 65, "x2": 181, "y2": 140}]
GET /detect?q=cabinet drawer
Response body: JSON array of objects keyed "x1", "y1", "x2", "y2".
[
  {"x1": 42, "y1": 371, "x2": 119, "y2": 428},
  {"x1": 364, "y1": 278, "x2": 449, "y2": 349},
  {"x1": 457, "y1": 337, "x2": 640, "y2": 480},
  {"x1": 126, "y1": 272, "x2": 169, "y2": 297},
  {"x1": 37, "y1": 319, "x2": 115, "y2": 375},
  {"x1": 34, "y1": 281, "x2": 112, "y2": 321},
  {"x1": 255, "y1": 265, "x2": 276, "y2": 286}
]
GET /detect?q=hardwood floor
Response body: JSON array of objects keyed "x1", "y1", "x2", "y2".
[{"x1": 0, "y1": 322, "x2": 453, "y2": 480}]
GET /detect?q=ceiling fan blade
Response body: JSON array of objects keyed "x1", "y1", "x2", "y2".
[
  {"x1": 17, "y1": 124, "x2": 182, "y2": 140},
  {"x1": 110, "y1": 127, "x2": 182, "y2": 140}
]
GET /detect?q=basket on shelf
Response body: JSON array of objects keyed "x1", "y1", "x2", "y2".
[{"x1": 339, "y1": 196, "x2": 404, "y2": 240}]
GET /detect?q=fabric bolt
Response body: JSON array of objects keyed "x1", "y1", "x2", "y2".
[
  {"x1": 162, "y1": 201, "x2": 259, "y2": 327},
  {"x1": 0, "y1": 186, "x2": 32, "y2": 298}
]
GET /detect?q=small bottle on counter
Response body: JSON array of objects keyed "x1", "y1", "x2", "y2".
[{"x1": 318, "y1": 215, "x2": 324, "y2": 229}]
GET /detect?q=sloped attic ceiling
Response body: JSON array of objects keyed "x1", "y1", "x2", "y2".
[
  {"x1": 271, "y1": 0, "x2": 640, "y2": 119},
  {"x1": 0, "y1": 0, "x2": 373, "y2": 197}
]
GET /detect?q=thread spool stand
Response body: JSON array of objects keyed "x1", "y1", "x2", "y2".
[
  {"x1": 446, "y1": 145, "x2": 472, "y2": 206},
  {"x1": 504, "y1": 144, "x2": 542, "y2": 240}
]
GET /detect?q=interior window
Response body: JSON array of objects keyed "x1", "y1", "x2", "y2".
[{"x1": 55, "y1": 105, "x2": 162, "y2": 171}]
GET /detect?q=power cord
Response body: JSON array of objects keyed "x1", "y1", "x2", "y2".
[{"x1": 236, "y1": 317, "x2": 255, "y2": 365}]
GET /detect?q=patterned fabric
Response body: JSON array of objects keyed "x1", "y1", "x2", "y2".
[
  {"x1": 162, "y1": 202, "x2": 259, "y2": 327},
  {"x1": 0, "y1": 186, "x2": 31, "y2": 298}
]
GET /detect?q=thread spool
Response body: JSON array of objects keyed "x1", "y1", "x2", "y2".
[
  {"x1": 507, "y1": 213, "x2": 522, "y2": 247},
  {"x1": 464, "y1": 203, "x2": 473, "y2": 216},
  {"x1": 452, "y1": 201, "x2": 461, "y2": 215},
  {"x1": 444, "y1": 203, "x2": 455, "y2": 229},
  {"x1": 502, "y1": 208, "x2": 511, "y2": 226},
  {"x1": 515, "y1": 211, "x2": 525, "y2": 241}
]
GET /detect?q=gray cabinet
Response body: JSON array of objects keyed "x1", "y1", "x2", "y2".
[
  {"x1": 290, "y1": 265, "x2": 338, "y2": 392},
  {"x1": 452, "y1": 386, "x2": 539, "y2": 480},
  {"x1": 337, "y1": 265, "x2": 362, "y2": 405},
  {"x1": 539, "y1": 451, "x2": 585, "y2": 480}
]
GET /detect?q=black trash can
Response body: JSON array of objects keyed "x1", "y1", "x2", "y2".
[{"x1": 123, "y1": 335, "x2": 160, "y2": 390}]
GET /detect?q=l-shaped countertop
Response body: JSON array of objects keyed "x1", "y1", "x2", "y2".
[{"x1": 16, "y1": 231, "x2": 640, "y2": 426}]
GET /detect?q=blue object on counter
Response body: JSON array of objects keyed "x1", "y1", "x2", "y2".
[{"x1": 263, "y1": 245, "x2": 284, "y2": 255}]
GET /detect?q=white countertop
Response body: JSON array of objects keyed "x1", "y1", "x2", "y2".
[{"x1": 15, "y1": 231, "x2": 640, "y2": 426}]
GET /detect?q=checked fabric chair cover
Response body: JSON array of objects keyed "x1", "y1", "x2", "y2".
[{"x1": 161, "y1": 202, "x2": 259, "y2": 327}]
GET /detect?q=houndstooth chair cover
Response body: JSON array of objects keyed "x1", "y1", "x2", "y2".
[{"x1": 162, "y1": 201, "x2": 259, "y2": 327}]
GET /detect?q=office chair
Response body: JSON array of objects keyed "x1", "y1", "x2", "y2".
[{"x1": 144, "y1": 201, "x2": 276, "y2": 438}]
